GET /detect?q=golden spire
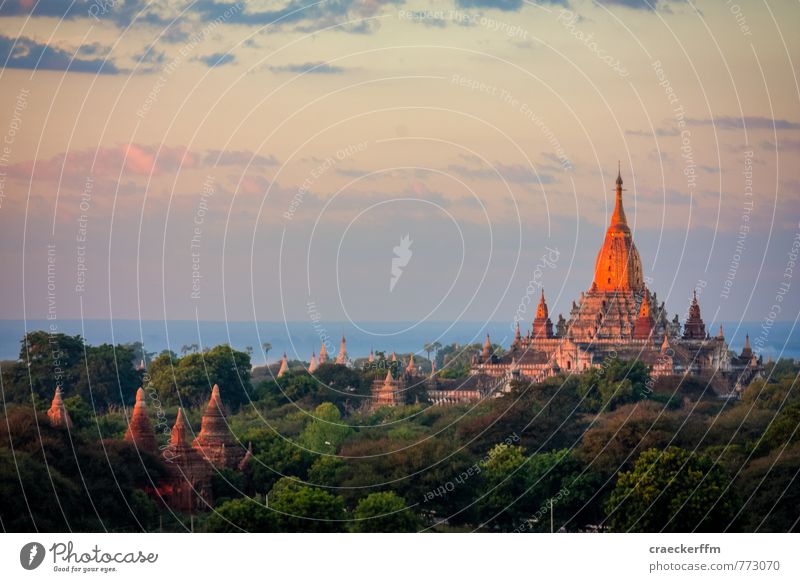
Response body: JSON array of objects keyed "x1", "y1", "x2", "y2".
[
  {"x1": 592, "y1": 164, "x2": 643, "y2": 293},
  {"x1": 536, "y1": 289, "x2": 548, "y2": 319},
  {"x1": 611, "y1": 162, "x2": 628, "y2": 229}
]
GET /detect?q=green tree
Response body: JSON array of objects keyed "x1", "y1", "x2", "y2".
[
  {"x1": 268, "y1": 477, "x2": 346, "y2": 532},
  {"x1": 578, "y1": 358, "x2": 650, "y2": 412},
  {"x1": 147, "y1": 344, "x2": 252, "y2": 408},
  {"x1": 475, "y1": 443, "x2": 531, "y2": 531},
  {"x1": 351, "y1": 491, "x2": 421, "y2": 532},
  {"x1": 205, "y1": 497, "x2": 277, "y2": 532},
  {"x1": 299, "y1": 402, "x2": 353, "y2": 453},
  {"x1": 606, "y1": 446, "x2": 737, "y2": 532}
]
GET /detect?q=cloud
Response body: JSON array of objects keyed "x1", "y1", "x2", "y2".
[
  {"x1": 455, "y1": 0, "x2": 567, "y2": 9},
  {"x1": 267, "y1": 61, "x2": 349, "y2": 74},
  {"x1": 0, "y1": 34, "x2": 120, "y2": 74},
  {"x1": 6, "y1": 145, "x2": 280, "y2": 186},
  {"x1": 193, "y1": 52, "x2": 235, "y2": 67},
  {"x1": 625, "y1": 127, "x2": 680, "y2": 137},
  {"x1": 205, "y1": 150, "x2": 279, "y2": 167},
  {"x1": 0, "y1": 0, "x2": 399, "y2": 34},
  {"x1": 447, "y1": 162, "x2": 555, "y2": 184},
  {"x1": 686, "y1": 116, "x2": 800, "y2": 130},
  {"x1": 761, "y1": 139, "x2": 800, "y2": 152},
  {"x1": 597, "y1": 0, "x2": 661, "y2": 9},
  {"x1": 0, "y1": 0, "x2": 169, "y2": 27},
  {"x1": 192, "y1": 0, "x2": 402, "y2": 32}
]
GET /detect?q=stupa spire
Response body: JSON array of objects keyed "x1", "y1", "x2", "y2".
[
  {"x1": 536, "y1": 289, "x2": 549, "y2": 319},
  {"x1": 592, "y1": 164, "x2": 643, "y2": 293},
  {"x1": 192, "y1": 384, "x2": 244, "y2": 468},
  {"x1": 406, "y1": 353, "x2": 415, "y2": 374},
  {"x1": 308, "y1": 351, "x2": 317, "y2": 373},
  {"x1": 277, "y1": 352, "x2": 288, "y2": 377},
  {"x1": 482, "y1": 334, "x2": 491, "y2": 359},
  {"x1": 336, "y1": 335, "x2": 348, "y2": 365},
  {"x1": 318, "y1": 341, "x2": 328, "y2": 364},
  {"x1": 47, "y1": 387, "x2": 72, "y2": 429},
  {"x1": 512, "y1": 321, "x2": 522, "y2": 348},
  {"x1": 124, "y1": 387, "x2": 156, "y2": 452},
  {"x1": 611, "y1": 162, "x2": 628, "y2": 227},
  {"x1": 170, "y1": 408, "x2": 188, "y2": 447}
]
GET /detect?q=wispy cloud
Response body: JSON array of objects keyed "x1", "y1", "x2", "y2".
[
  {"x1": 447, "y1": 162, "x2": 555, "y2": 184},
  {"x1": 0, "y1": 35, "x2": 120, "y2": 74},
  {"x1": 268, "y1": 61, "x2": 349, "y2": 74},
  {"x1": 687, "y1": 116, "x2": 800, "y2": 130},
  {"x1": 625, "y1": 127, "x2": 680, "y2": 137},
  {"x1": 193, "y1": 52, "x2": 235, "y2": 67}
]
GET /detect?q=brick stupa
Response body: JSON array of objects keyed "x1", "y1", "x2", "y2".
[
  {"x1": 191, "y1": 384, "x2": 244, "y2": 469},
  {"x1": 162, "y1": 409, "x2": 212, "y2": 513},
  {"x1": 47, "y1": 387, "x2": 72, "y2": 429},
  {"x1": 124, "y1": 387, "x2": 157, "y2": 453}
]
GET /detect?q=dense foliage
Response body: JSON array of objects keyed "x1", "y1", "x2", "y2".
[{"x1": 1, "y1": 333, "x2": 798, "y2": 532}]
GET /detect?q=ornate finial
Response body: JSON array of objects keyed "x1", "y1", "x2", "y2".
[{"x1": 278, "y1": 352, "x2": 289, "y2": 377}]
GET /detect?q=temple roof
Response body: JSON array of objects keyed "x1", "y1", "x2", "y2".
[{"x1": 592, "y1": 168, "x2": 644, "y2": 293}]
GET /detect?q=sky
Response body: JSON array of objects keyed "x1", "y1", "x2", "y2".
[{"x1": 0, "y1": 0, "x2": 798, "y2": 338}]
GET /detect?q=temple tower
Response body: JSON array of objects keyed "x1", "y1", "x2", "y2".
[
  {"x1": 683, "y1": 291, "x2": 706, "y2": 340},
  {"x1": 191, "y1": 384, "x2": 244, "y2": 469},
  {"x1": 163, "y1": 409, "x2": 212, "y2": 513},
  {"x1": 277, "y1": 353, "x2": 289, "y2": 377},
  {"x1": 124, "y1": 387, "x2": 157, "y2": 452},
  {"x1": 532, "y1": 289, "x2": 554, "y2": 339},
  {"x1": 336, "y1": 335, "x2": 348, "y2": 365},
  {"x1": 633, "y1": 290, "x2": 655, "y2": 340},
  {"x1": 592, "y1": 166, "x2": 644, "y2": 293},
  {"x1": 47, "y1": 387, "x2": 72, "y2": 429}
]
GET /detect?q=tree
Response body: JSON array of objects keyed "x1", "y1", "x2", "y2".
[
  {"x1": 300, "y1": 402, "x2": 353, "y2": 453},
  {"x1": 261, "y1": 342, "x2": 272, "y2": 362},
  {"x1": 424, "y1": 342, "x2": 434, "y2": 362},
  {"x1": 268, "y1": 477, "x2": 346, "y2": 532},
  {"x1": 606, "y1": 446, "x2": 737, "y2": 532},
  {"x1": 578, "y1": 358, "x2": 650, "y2": 412},
  {"x1": 147, "y1": 344, "x2": 252, "y2": 408},
  {"x1": 475, "y1": 443, "x2": 531, "y2": 531},
  {"x1": 205, "y1": 497, "x2": 277, "y2": 532},
  {"x1": 351, "y1": 491, "x2": 421, "y2": 532}
]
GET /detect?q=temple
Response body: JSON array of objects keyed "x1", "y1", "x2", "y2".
[{"x1": 463, "y1": 167, "x2": 762, "y2": 396}]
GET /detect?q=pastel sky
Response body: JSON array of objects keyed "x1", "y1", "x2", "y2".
[{"x1": 0, "y1": 0, "x2": 797, "y2": 333}]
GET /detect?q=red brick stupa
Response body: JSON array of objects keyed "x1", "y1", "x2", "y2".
[
  {"x1": 162, "y1": 409, "x2": 212, "y2": 513},
  {"x1": 47, "y1": 387, "x2": 72, "y2": 429},
  {"x1": 124, "y1": 387, "x2": 157, "y2": 453},
  {"x1": 191, "y1": 384, "x2": 244, "y2": 469}
]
